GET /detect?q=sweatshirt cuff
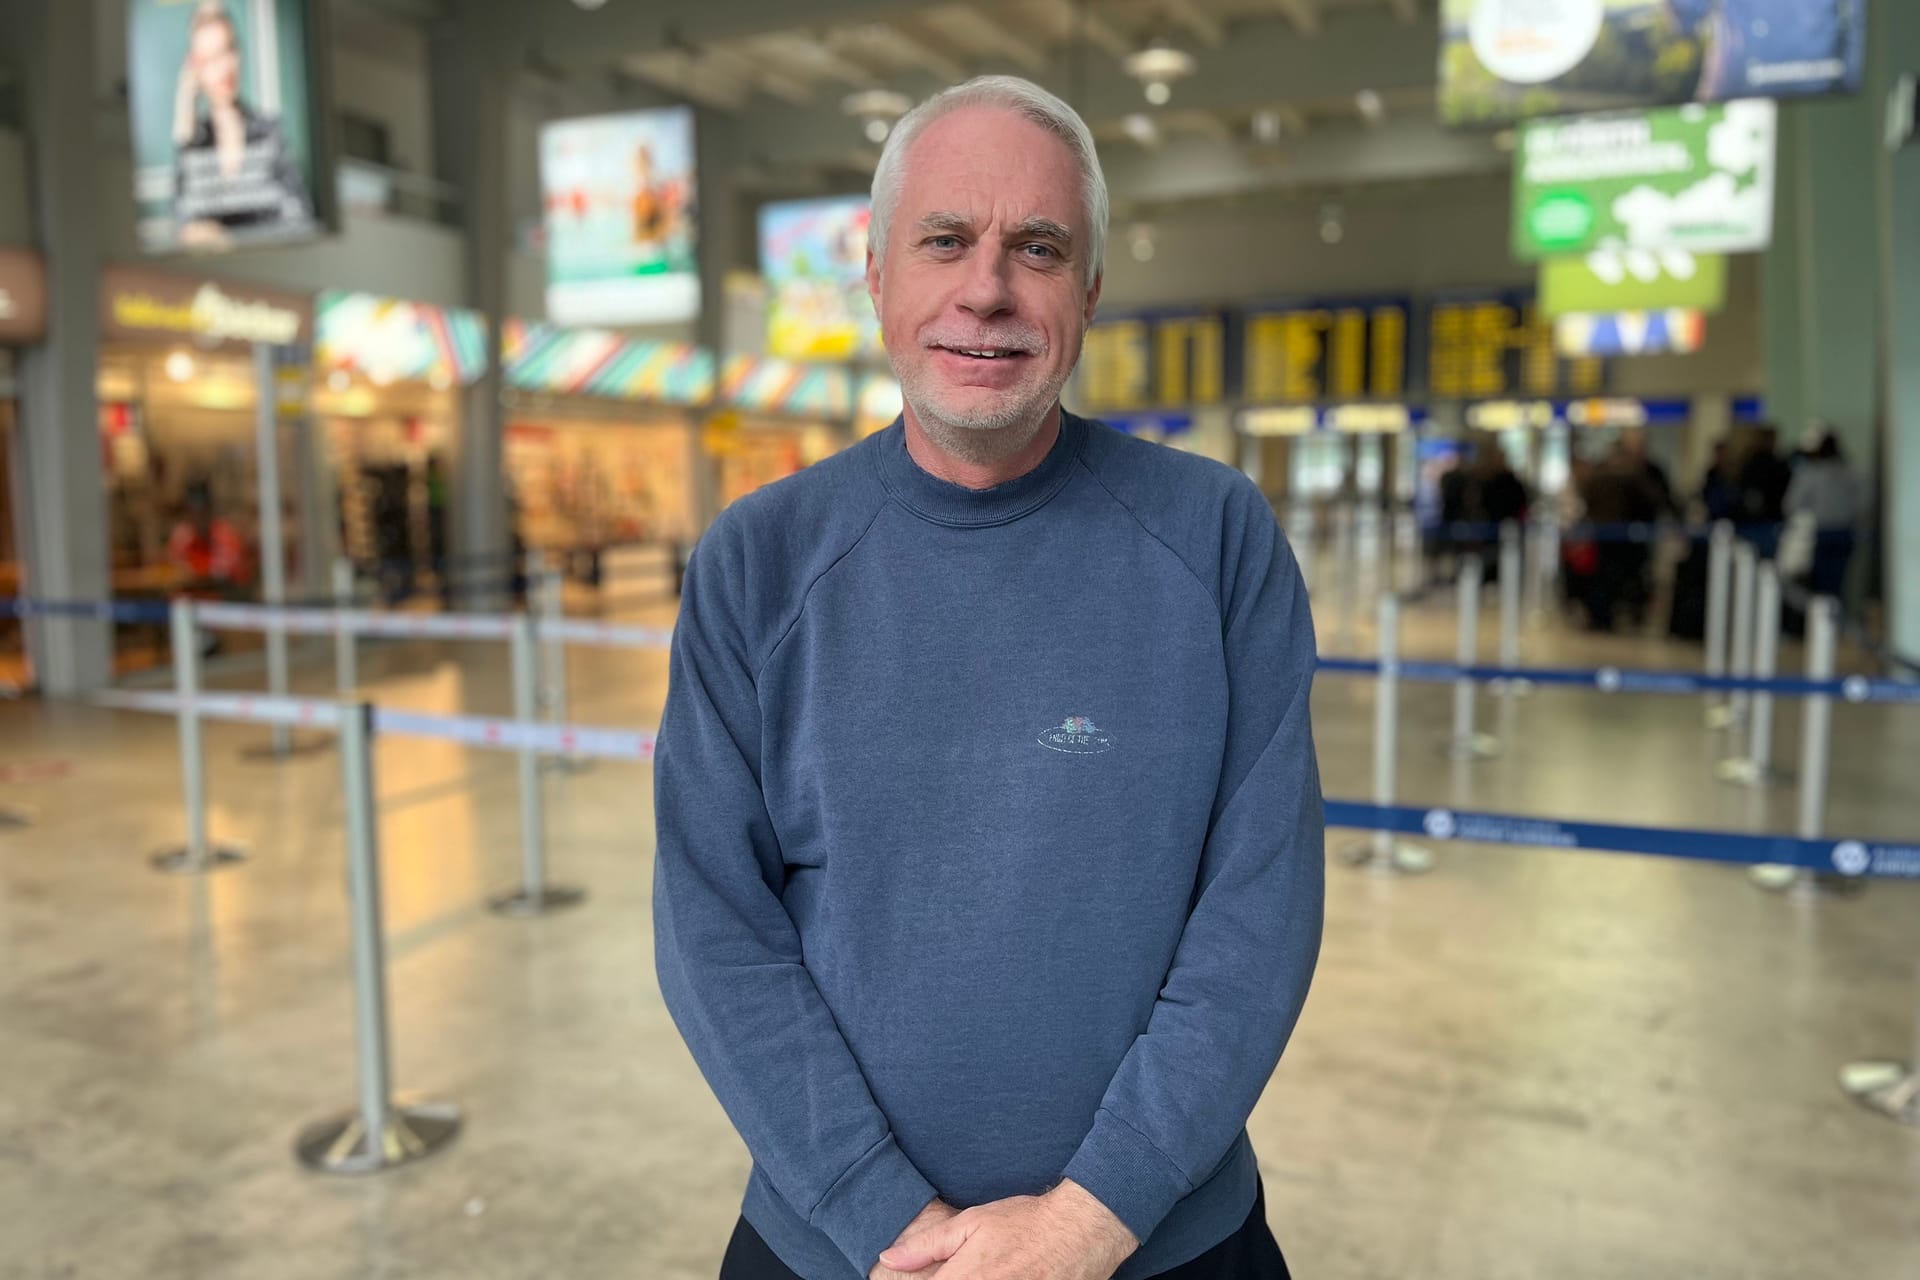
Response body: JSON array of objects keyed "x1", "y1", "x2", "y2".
[
  {"x1": 809, "y1": 1133, "x2": 940, "y2": 1277},
  {"x1": 1060, "y1": 1109, "x2": 1194, "y2": 1247}
]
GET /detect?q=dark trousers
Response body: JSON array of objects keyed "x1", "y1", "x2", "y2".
[{"x1": 719, "y1": 1179, "x2": 1290, "y2": 1280}]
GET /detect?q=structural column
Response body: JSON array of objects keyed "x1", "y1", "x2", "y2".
[
  {"x1": 429, "y1": 24, "x2": 510, "y2": 604},
  {"x1": 1881, "y1": 2, "x2": 1920, "y2": 659},
  {"x1": 7, "y1": 0, "x2": 110, "y2": 693},
  {"x1": 689, "y1": 108, "x2": 746, "y2": 538}
]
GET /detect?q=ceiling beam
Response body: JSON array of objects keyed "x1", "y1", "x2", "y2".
[
  {"x1": 1028, "y1": 0, "x2": 1133, "y2": 60},
  {"x1": 488, "y1": 0, "x2": 949, "y2": 65},
  {"x1": 742, "y1": 34, "x2": 879, "y2": 88},
  {"x1": 1273, "y1": 0, "x2": 1321, "y2": 36},
  {"x1": 1388, "y1": 0, "x2": 1421, "y2": 21},
  {"x1": 914, "y1": 8, "x2": 1049, "y2": 74},
  {"x1": 1161, "y1": 0, "x2": 1224, "y2": 47},
  {"x1": 620, "y1": 52, "x2": 750, "y2": 110}
]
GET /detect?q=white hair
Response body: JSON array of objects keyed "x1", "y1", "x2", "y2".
[{"x1": 870, "y1": 75, "x2": 1108, "y2": 289}]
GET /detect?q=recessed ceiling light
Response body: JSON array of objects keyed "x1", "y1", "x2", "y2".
[
  {"x1": 1144, "y1": 81, "x2": 1172, "y2": 105},
  {"x1": 864, "y1": 118, "x2": 890, "y2": 143},
  {"x1": 164, "y1": 351, "x2": 195, "y2": 383},
  {"x1": 1252, "y1": 109, "x2": 1283, "y2": 144},
  {"x1": 1355, "y1": 89, "x2": 1384, "y2": 123},
  {"x1": 1122, "y1": 114, "x2": 1160, "y2": 147}
]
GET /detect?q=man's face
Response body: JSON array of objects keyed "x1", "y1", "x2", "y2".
[
  {"x1": 868, "y1": 106, "x2": 1100, "y2": 438},
  {"x1": 191, "y1": 22, "x2": 242, "y2": 107}
]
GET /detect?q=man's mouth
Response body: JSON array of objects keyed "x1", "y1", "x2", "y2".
[{"x1": 930, "y1": 344, "x2": 1033, "y2": 361}]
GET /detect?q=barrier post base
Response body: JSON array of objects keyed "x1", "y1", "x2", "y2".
[
  {"x1": 150, "y1": 844, "x2": 247, "y2": 874},
  {"x1": 1338, "y1": 837, "x2": 1434, "y2": 875},
  {"x1": 239, "y1": 732, "x2": 335, "y2": 763},
  {"x1": 1716, "y1": 758, "x2": 1792, "y2": 788},
  {"x1": 1748, "y1": 865, "x2": 1866, "y2": 895},
  {"x1": 295, "y1": 1098, "x2": 462, "y2": 1175},
  {"x1": 1840, "y1": 1062, "x2": 1920, "y2": 1127},
  {"x1": 1705, "y1": 704, "x2": 1741, "y2": 731},
  {"x1": 1442, "y1": 734, "x2": 1501, "y2": 761},
  {"x1": 0, "y1": 806, "x2": 33, "y2": 831},
  {"x1": 488, "y1": 884, "x2": 588, "y2": 918}
]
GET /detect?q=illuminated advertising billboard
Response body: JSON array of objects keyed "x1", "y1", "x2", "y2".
[
  {"x1": 542, "y1": 108, "x2": 701, "y2": 326},
  {"x1": 760, "y1": 196, "x2": 880, "y2": 361},
  {"x1": 126, "y1": 0, "x2": 336, "y2": 255},
  {"x1": 1440, "y1": 0, "x2": 1865, "y2": 127}
]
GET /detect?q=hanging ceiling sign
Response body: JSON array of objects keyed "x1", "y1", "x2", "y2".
[
  {"x1": 1513, "y1": 100, "x2": 1777, "y2": 260},
  {"x1": 1540, "y1": 247, "x2": 1727, "y2": 317}
]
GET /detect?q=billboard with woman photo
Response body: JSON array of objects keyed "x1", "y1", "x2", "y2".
[{"x1": 126, "y1": 0, "x2": 336, "y2": 255}]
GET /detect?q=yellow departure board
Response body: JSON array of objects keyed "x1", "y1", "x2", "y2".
[
  {"x1": 1242, "y1": 301, "x2": 1409, "y2": 404},
  {"x1": 1428, "y1": 296, "x2": 1605, "y2": 400},
  {"x1": 1080, "y1": 313, "x2": 1225, "y2": 411}
]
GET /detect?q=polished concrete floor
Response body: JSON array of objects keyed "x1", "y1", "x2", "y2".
[{"x1": 4, "y1": 568, "x2": 1920, "y2": 1280}]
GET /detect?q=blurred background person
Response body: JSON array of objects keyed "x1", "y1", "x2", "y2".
[
  {"x1": 1578, "y1": 442, "x2": 1664, "y2": 632},
  {"x1": 1734, "y1": 424, "x2": 1793, "y2": 559},
  {"x1": 1783, "y1": 427, "x2": 1863, "y2": 598}
]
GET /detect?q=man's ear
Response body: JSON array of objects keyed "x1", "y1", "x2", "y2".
[
  {"x1": 1083, "y1": 270, "x2": 1102, "y2": 325},
  {"x1": 866, "y1": 246, "x2": 882, "y2": 313}
]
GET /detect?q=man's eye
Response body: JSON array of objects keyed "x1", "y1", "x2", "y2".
[
  {"x1": 927, "y1": 236, "x2": 962, "y2": 251},
  {"x1": 1022, "y1": 243, "x2": 1057, "y2": 259}
]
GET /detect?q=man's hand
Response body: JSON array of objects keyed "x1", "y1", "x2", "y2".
[
  {"x1": 870, "y1": 1197, "x2": 961, "y2": 1280},
  {"x1": 876, "y1": 1179, "x2": 1138, "y2": 1280}
]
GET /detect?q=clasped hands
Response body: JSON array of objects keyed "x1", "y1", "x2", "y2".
[{"x1": 868, "y1": 1179, "x2": 1138, "y2": 1280}]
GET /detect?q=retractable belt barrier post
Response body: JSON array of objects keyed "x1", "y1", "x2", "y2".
[
  {"x1": 489, "y1": 612, "x2": 587, "y2": 917},
  {"x1": 296, "y1": 700, "x2": 461, "y2": 1175},
  {"x1": 1721, "y1": 559, "x2": 1783, "y2": 787},
  {"x1": 1493, "y1": 521, "x2": 1529, "y2": 697},
  {"x1": 533, "y1": 562, "x2": 590, "y2": 775},
  {"x1": 151, "y1": 599, "x2": 245, "y2": 874},
  {"x1": 1721, "y1": 540, "x2": 1758, "y2": 731},
  {"x1": 332, "y1": 558, "x2": 358, "y2": 699},
  {"x1": 1752, "y1": 597, "x2": 1843, "y2": 893},
  {"x1": 1334, "y1": 503, "x2": 1359, "y2": 650},
  {"x1": 1445, "y1": 556, "x2": 1499, "y2": 759},
  {"x1": 1394, "y1": 509, "x2": 1418, "y2": 596},
  {"x1": 1341, "y1": 594, "x2": 1434, "y2": 875},
  {"x1": 1703, "y1": 522, "x2": 1734, "y2": 727}
]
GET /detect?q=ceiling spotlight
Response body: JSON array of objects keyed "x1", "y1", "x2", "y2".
[
  {"x1": 1252, "y1": 109, "x2": 1283, "y2": 145},
  {"x1": 843, "y1": 88, "x2": 912, "y2": 146},
  {"x1": 1128, "y1": 223, "x2": 1156, "y2": 263},
  {"x1": 164, "y1": 351, "x2": 195, "y2": 383},
  {"x1": 571, "y1": 0, "x2": 608, "y2": 9},
  {"x1": 1318, "y1": 203, "x2": 1345, "y2": 245},
  {"x1": 1355, "y1": 89, "x2": 1385, "y2": 123},
  {"x1": 1124, "y1": 40, "x2": 1195, "y2": 104},
  {"x1": 864, "y1": 118, "x2": 890, "y2": 144},
  {"x1": 1122, "y1": 113, "x2": 1160, "y2": 147}
]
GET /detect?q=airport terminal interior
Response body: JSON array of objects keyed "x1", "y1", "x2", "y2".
[{"x1": 3, "y1": 0, "x2": 1920, "y2": 1277}]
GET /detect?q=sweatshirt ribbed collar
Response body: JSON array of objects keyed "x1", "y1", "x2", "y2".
[{"x1": 873, "y1": 409, "x2": 1087, "y2": 529}]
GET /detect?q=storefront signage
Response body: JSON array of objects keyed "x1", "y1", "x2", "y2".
[
  {"x1": 1240, "y1": 404, "x2": 1423, "y2": 437},
  {"x1": 1540, "y1": 248, "x2": 1726, "y2": 317},
  {"x1": 1555, "y1": 310, "x2": 1706, "y2": 358},
  {"x1": 719, "y1": 355, "x2": 853, "y2": 419},
  {"x1": 1428, "y1": 290, "x2": 1605, "y2": 400},
  {"x1": 1078, "y1": 312, "x2": 1225, "y2": 413},
  {"x1": 503, "y1": 319, "x2": 713, "y2": 405},
  {"x1": 316, "y1": 291, "x2": 485, "y2": 387},
  {"x1": 1441, "y1": 0, "x2": 1865, "y2": 127},
  {"x1": 761, "y1": 196, "x2": 880, "y2": 360},
  {"x1": 101, "y1": 267, "x2": 310, "y2": 345},
  {"x1": 0, "y1": 248, "x2": 48, "y2": 343},
  {"x1": 1513, "y1": 101, "x2": 1777, "y2": 260},
  {"x1": 1241, "y1": 299, "x2": 1408, "y2": 404}
]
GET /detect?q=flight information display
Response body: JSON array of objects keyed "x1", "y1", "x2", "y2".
[
  {"x1": 1241, "y1": 299, "x2": 1409, "y2": 404},
  {"x1": 1079, "y1": 312, "x2": 1226, "y2": 411},
  {"x1": 1427, "y1": 292, "x2": 1605, "y2": 400}
]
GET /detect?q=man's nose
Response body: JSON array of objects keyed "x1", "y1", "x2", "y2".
[{"x1": 955, "y1": 244, "x2": 1014, "y2": 318}]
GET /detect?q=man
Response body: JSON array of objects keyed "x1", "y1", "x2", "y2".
[{"x1": 654, "y1": 76, "x2": 1323, "y2": 1280}]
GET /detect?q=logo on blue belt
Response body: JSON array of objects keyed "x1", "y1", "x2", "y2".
[{"x1": 1037, "y1": 715, "x2": 1115, "y2": 754}]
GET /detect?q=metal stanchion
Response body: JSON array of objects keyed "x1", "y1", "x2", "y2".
[
  {"x1": 1722, "y1": 540, "x2": 1757, "y2": 732},
  {"x1": 534, "y1": 562, "x2": 590, "y2": 775},
  {"x1": 152, "y1": 599, "x2": 246, "y2": 873},
  {"x1": 1703, "y1": 522, "x2": 1734, "y2": 728},
  {"x1": 1393, "y1": 509, "x2": 1418, "y2": 596},
  {"x1": 489, "y1": 612, "x2": 586, "y2": 917},
  {"x1": 1491, "y1": 520, "x2": 1530, "y2": 697},
  {"x1": 1444, "y1": 556, "x2": 1499, "y2": 759},
  {"x1": 1334, "y1": 503, "x2": 1359, "y2": 650},
  {"x1": 296, "y1": 701, "x2": 460, "y2": 1174},
  {"x1": 1753, "y1": 598, "x2": 1843, "y2": 893},
  {"x1": 1719, "y1": 559, "x2": 1782, "y2": 787},
  {"x1": 1342, "y1": 594, "x2": 1433, "y2": 874},
  {"x1": 333, "y1": 558, "x2": 358, "y2": 699},
  {"x1": 1287, "y1": 502, "x2": 1316, "y2": 596}
]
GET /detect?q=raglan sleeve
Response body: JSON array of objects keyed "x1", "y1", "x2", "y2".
[
  {"x1": 652, "y1": 521, "x2": 940, "y2": 1277},
  {"x1": 1059, "y1": 483, "x2": 1325, "y2": 1245}
]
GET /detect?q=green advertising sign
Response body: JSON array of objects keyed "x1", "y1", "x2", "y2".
[
  {"x1": 1540, "y1": 249, "x2": 1727, "y2": 317},
  {"x1": 1513, "y1": 100, "x2": 1775, "y2": 261}
]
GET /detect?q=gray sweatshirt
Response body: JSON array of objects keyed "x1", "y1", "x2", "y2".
[{"x1": 653, "y1": 412, "x2": 1324, "y2": 1280}]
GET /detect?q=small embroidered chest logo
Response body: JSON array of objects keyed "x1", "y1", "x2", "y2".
[{"x1": 1037, "y1": 715, "x2": 1115, "y2": 755}]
